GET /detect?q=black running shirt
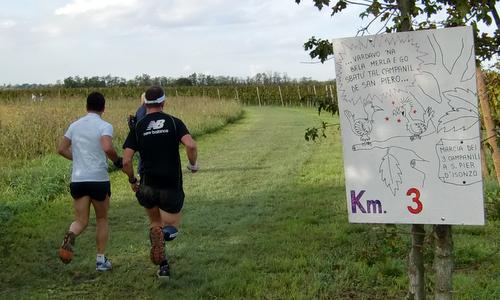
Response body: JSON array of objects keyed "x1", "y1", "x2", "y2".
[{"x1": 123, "y1": 112, "x2": 189, "y2": 189}]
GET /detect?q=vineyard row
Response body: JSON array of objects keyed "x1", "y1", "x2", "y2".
[{"x1": 0, "y1": 85, "x2": 338, "y2": 106}]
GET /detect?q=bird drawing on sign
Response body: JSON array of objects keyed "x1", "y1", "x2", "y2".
[
  {"x1": 394, "y1": 98, "x2": 434, "y2": 141},
  {"x1": 344, "y1": 101, "x2": 383, "y2": 145}
]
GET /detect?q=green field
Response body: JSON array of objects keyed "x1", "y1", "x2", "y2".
[{"x1": 1, "y1": 106, "x2": 499, "y2": 299}]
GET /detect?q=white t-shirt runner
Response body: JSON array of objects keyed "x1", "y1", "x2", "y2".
[{"x1": 64, "y1": 113, "x2": 113, "y2": 182}]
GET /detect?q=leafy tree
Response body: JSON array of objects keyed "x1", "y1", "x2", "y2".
[
  {"x1": 174, "y1": 77, "x2": 193, "y2": 86},
  {"x1": 296, "y1": 0, "x2": 498, "y2": 63}
]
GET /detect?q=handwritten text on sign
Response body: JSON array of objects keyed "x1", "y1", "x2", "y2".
[{"x1": 333, "y1": 27, "x2": 485, "y2": 225}]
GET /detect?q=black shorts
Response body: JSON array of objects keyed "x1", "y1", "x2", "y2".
[
  {"x1": 70, "y1": 181, "x2": 111, "y2": 202},
  {"x1": 136, "y1": 184, "x2": 184, "y2": 213}
]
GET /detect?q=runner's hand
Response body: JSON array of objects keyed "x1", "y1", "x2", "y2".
[
  {"x1": 130, "y1": 182, "x2": 140, "y2": 192},
  {"x1": 127, "y1": 115, "x2": 137, "y2": 130},
  {"x1": 129, "y1": 177, "x2": 139, "y2": 192},
  {"x1": 113, "y1": 157, "x2": 123, "y2": 169},
  {"x1": 187, "y1": 162, "x2": 199, "y2": 173}
]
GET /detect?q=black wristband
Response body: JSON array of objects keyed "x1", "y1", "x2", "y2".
[
  {"x1": 128, "y1": 177, "x2": 138, "y2": 184},
  {"x1": 113, "y1": 157, "x2": 123, "y2": 169}
]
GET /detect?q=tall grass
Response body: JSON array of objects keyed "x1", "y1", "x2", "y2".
[
  {"x1": 0, "y1": 96, "x2": 242, "y2": 226},
  {"x1": 0, "y1": 96, "x2": 242, "y2": 165}
]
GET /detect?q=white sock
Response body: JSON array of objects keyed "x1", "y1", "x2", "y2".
[{"x1": 97, "y1": 254, "x2": 105, "y2": 263}]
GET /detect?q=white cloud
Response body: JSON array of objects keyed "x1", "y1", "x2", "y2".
[
  {"x1": 30, "y1": 24, "x2": 63, "y2": 37},
  {"x1": 0, "y1": 0, "x2": 401, "y2": 84},
  {"x1": 0, "y1": 20, "x2": 16, "y2": 29},
  {"x1": 55, "y1": 0, "x2": 139, "y2": 16}
]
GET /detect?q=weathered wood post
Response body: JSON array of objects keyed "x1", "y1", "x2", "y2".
[
  {"x1": 278, "y1": 86, "x2": 284, "y2": 107},
  {"x1": 395, "y1": 1, "x2": 427, "y2": 299},
  {"x1": 434, "y1": 225, "x2": 453, "y2": 300},
  {"x1": 256, "y1": 86, "x2": 261, "y2": 107},
  {"x1": 408, "y1": 224, "x2": 426, "y2": 300},
  {"x1": 297, "y1": 85, "x2": 302, "y2": 106},
  {"x1": 476, "y1": 66, "x2": 500, "y2": 186}
]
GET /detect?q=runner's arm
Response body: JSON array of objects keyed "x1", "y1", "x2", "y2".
[
  {"x1": 122, "y1": 148, "x2": 135, "y2": 179},
  {"x1": 181, "y1": 134, "x2": 198, "y2": 171},
  {"x1": 101, "y1": 135, "x2": 121, "y2": 166},
  {"x1": 122, "y1": 148, "x2": 139, "y2": 191},
  {"x1": 57, "y1": 137, "x2": 72, "y2": 161}
]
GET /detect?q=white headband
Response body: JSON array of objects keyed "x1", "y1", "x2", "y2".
[{"x1": 144, "y1": 95, "x2": 165, "y2": 104}]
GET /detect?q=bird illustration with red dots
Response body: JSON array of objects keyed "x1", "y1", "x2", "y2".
[{"x1": 393, "y1": 98, "x2": 434, "y2": 141}]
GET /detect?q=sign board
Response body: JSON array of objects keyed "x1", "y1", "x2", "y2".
[{"x1": 332, "y1": 27, "x2": 484, "y2": 225}]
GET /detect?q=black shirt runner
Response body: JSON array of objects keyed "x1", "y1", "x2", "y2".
[{"x1": 123, "y1": 112, "x2": 189, "y2": 190}]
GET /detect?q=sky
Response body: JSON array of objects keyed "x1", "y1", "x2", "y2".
[{"x1": 0, "y1": 1, "x2": 497, "y2": 85}]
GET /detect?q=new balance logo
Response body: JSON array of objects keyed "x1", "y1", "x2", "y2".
[{"x1": 146, "y1": 120, "x2": 165, "y2": 131}]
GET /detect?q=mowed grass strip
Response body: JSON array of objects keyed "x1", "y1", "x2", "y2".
[{"x1": 0, "y1": 107, "x2": 499, "y2": 299}]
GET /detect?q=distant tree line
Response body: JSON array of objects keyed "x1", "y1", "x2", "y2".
[{"x1": 1, "y1": 72, "x2": 333, "y2": 90}]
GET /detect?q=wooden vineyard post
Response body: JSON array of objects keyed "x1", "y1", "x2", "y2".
[
  {"x1": 256, "y1": 86, "x2": 261, "y2": 107},
  {"x1": 278, "y1": 86, "x2": 284, "y2": 107},
  {"x1": 480, "y1": 146, "x2": 489, "y2": 177},
  {"x1": 329, "y1": 85, "x2": 334, "y2": 103},
  {"x1": 476, "y1": 66, "x2": 500, "y2": 186},
  {"x1": 297, "y1": 85, "x2": 302, "y2": 106},
  {"x1": 217, "y1": 88, "x2": 221, "y2": 101},
  {"x1": 234, "y1": 88, "x2": 239, "y2": 102},
  {"x1": 434, "y1": 225, "x2": 453, "y2": 300},
  {"x1": 175, "y1": 89, "x2": 178, "y2": 97}
]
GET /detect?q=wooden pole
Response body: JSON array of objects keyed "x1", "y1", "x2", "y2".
[
  {"x1": 395, "y1": 1, "x2": 427, "y2": 299},
  {"x1": 408, "y1": 224, "x2": 426, "y2": 300},
  {"x1": 434, "y1": 225, "x2": 453, "y2": 300},
  {"x1": 297, "y1": 86, "x2": 301, "y2": 107},
  {"x1": 256, "y1": 86, "x2": 261, "y2": 107},
  {"x1": 278, "y1": 86, "x2": 284, "y2": 107},
  {"x1": 476, "y1": 66, "x2": 500, "y2": 186},
  {"x1": 217, "y1": 88, "x2": 221, "y2": 101},
  {"x1": 480, "y1": 145, "x2": 490, "y2": 177}
]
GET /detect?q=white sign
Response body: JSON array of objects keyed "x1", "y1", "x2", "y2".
[{"x1": 333, "y1": 27, "x2": 484, "y2": 225}]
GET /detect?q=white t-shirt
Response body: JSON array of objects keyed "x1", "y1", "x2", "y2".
[{"x1": 64, "y1": 113, "x2": 113, "y2": 182}]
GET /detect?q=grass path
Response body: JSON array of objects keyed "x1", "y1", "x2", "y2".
[{"x1": 1, "y1": 106, "x2": 499, "y2": 299}]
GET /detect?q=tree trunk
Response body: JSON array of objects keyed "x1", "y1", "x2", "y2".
[
  {"x1": 407, "y1": 224, "x2": 426, "y2": 300},
  {"x1": 434, "y1": 225, "x2": 453, "y2": 300},
  {"x1": 476, "y1": 66, "x2": 500, "y2": 186}
]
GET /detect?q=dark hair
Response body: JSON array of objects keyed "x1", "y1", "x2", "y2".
[
  {"x1": 145, "y1": 102, "x2": 163, "y2": 108},
  {"x1": 145, "y1": 86, "x2": 164, "y2": 101},
  {"x1": 86, "y1": 92, "x2": 105, "y2": 112}
]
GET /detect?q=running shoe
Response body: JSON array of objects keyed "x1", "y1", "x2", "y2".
[
  {"x1": 58, "y1": 231, "x2": 75, "y2": 264},
  {"x1": 157, "y1": 262, "x2": 170, "y2": 280},
  {"x1": 96, "y1": 257, "x2": 112, "y2": 272},
  {"x1": 149, "y1": 226, "x2": 165, "y2": 265}
]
